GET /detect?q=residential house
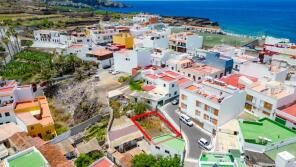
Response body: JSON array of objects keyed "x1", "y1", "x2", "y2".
[
  {"x1": 180, "y1": 63, "x2": 224, "y2": 82},
  {"x1": 179, "y1": 77, "x2": 246, "y2": 134},
  {"x1": 245, "y1": 79, "x2": 296, "y2": 119},
  {"x1": 15, "y1": 97, "x2": 56, "y2": 140},
  {"x1": 86, "y1": 27, "x2": 118, "y2": 45},
  {"x1": 112, "y1": 33, "x2": 134, "y2": 49},
  {"x1": 275, "y1": 102, "x2": 296, "y2": 130},
  {"x1": 113, "y1": 48, "x2": 152, "y2": 74},
  {"x1": 202, "y1": 52, "x2": 234, "y2": 76},
  {"x1": 133, "y1": 13, "x2": 160, "y2": 25},
  {"x1": 0, "y1": 80, "x2": 34, "y2": 126},
  {"x1": 86, "y1": 48, "x2": 114, "y2": 68},
  {"x1": 134, "y1": 32, "x2": 169, "y2": 49},
  {"x1": 131, "y1": 68, "x2": 192, "y2": 109},
  {"x1": 150, "y1": 134, "x2": 185, "y2": 162}
]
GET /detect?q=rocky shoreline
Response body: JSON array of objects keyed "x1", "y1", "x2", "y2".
[{"x1": 162, "y1": 15, "x2": 219, "y2": 27}]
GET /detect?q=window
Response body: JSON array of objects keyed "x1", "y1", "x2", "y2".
[
  {"x1": 181, "y1": 103, "x2": 187, "y2": 109},
  {"x1": 181, "y1": 94, "x2": 187, "y2": 100},
  {"x1": 264, "y1": 102, "x2": 272, "y2": 110},
  {"x1": 214, "y1": 109, "x2": 219, "y2": 116},
  {"x1": 169, "y1": 94, "x2": 171, "y2": 97},
  {"x1": 125, "y1": 58, "x2": 130, "y2": 61},
  {"x1": 155, "y1": 146, "x2": 160, "y2": 150},
  {"x1": 0, "y1": 113, "x2": 2, "y2": 118},
  {"x1": 204, "y1": 105, "x2": 209, "y2": 111},
  {"x1": 198, "y1": 77, "x2": 201, "y2": 80},
  {"x1": 172, "y1": 84, "x2": 175, "y2": 88},
  {"x1": 31, "y1": 126, "x2": 34, "y2": 130},
  {"x1": 188, "y1": 74, "x2": 191, "y2": 77},
  {"x1": 196, "y1": 100, "x2": 201, "y2": 107},
  {"x1": 204, "y1": 114, "x2": 209, "y2": 120},
  {"x1": 195, "y1": 110, "x2": 201, "y2": 116},
  {"x1": 5, "y1": 112, "x2": 10, "y2": 117},
  {"x1": 163, "y1": 84, "x2": 166, "y2": 87},
  {"x1": 165, "y1": 150, "x2": 170, "y2": 154},
  {"x1": 174, "y1": 91, "x2": 177, "y2": 95},
  {"x1": 246, "y1": 95, "x2": 253, "y2": 101}
]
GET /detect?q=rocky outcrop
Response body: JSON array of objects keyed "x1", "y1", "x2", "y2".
[{"x1": 162, "y1": 16, "x2": 219, "y2": 27}]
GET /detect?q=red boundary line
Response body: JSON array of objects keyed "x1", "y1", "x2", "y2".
[{"x1": 131, "y1": 111, "x2": 181, "y2": 141}]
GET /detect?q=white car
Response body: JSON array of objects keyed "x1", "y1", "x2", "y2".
[
  {"x1": 179, "y1": 114, "x2": 193, "y2": 127},
  {"x1": 112, "y1": 71, "x2": 120, "y2": 75},
  {"x1": 94, "y1": 75, "x2": 100, "y2": 81},
  {"x1": 198, "y1": 138, "x2": 213, "y2": 151}
]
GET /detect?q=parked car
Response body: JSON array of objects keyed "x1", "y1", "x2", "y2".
[
  {"x1": 198, "y1": 138, "x2": 213, "y2": 151},
  {"x1": 102, "y1": 65, "x2": 111, "y2": 69},
  {"x1": 94, "y1": 75, "x2": 100, "y2": 81},
  {"x1": 171, "y1": 99, "x2": 179, "y2": 105},
  {"x1": 108, "y1": 69, "x2": 113, "y2": 73},
  {"x1": 112, "y1": 71, "x2": 120, "y2": 75},
  {"x1": 179, "y1": 114, "x2": 193, "y2": 127}
]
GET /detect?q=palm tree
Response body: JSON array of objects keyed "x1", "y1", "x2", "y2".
[
  {"x1": 8, "y1": 27, "x2": 20, "y2": 52},
  {"x1": 5, "y1": 30, "x2": 17, "y2": 55},
  {"x1": 2, "y1": 37, "x2": 13, "y2": 60}
]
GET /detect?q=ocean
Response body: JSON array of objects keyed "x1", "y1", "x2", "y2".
[{"x1": 105, "y1": 0, "x2": 296, "y2": 42}]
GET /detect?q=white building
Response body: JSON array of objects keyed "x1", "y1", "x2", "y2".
[
  {"x1": 275, "y1": 102, "x2": 296, "y2": 130},
  {"x1": 151, "y1": 49, "x2": 188, "y2": 67},
  {"x1": 264, "y1": 36, "x2": 296, "y2": 56},
  {"x1": 132, "y1": 13, "x2": 160, "y2": 24},
  {"x1": 0, "y1": 80, "x2": 34, "y2": 126},
  {"x1": 87, "y1": 27, "x2": 118, "y2": 45},
  {"x1": 275, "y1": 151, "x2": 296, "y2": 167},
  {"x1": 113, "y1": 48, "x2": 153, "y2": 74},
  {"x1": 134, "y1": 32, "x2": 169, "y2": 49},
  {"x1": 179, "y1": 77, "x2": 246, "y2": 134},
  {"x1": 245, "y1": 79, "x2": 296, "y2": 119},
  {"x1": 131, "y1": 68, "x2": 192, "y2": 109},
  {"x1": 150, "y1": 134, "x2": 185, "y2": 162},
  {"x1": 169, "y1": 32, "x2": 203, "y2": 53}
]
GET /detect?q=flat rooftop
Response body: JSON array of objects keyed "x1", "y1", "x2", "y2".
[
  {"x1": 183, "y1": 64, "x2": 222, "y2": 76},
  {"x1": 7, "y1": 147, "x2": 47, "y2": 167},
  {"x1": 239, "y1": 118, "x2": 296, "y2": 145},
  {"x1": 152, "y1": 134, "x2": 185, "y2": 153},
  {"x1": 249, "y1": 80, "x2": 294, "y2": 99},
  {"x1": 199, "y1": 152, "x2": 235, "y2": 167}
]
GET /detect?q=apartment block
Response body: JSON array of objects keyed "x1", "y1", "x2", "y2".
[
  {"x1": 244, "y1": 79, "x2": 296, "y2": 119},
  {"x1": 169, "y1": 32, "x2": 203, "y2": 53},
  {"x1": 179, "y1": 77, "x2": 246, "y2": 134}
]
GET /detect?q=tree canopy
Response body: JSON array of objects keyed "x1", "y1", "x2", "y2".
[{"x1": 132, "y1": 153, "x2": 181, "y2": 167}]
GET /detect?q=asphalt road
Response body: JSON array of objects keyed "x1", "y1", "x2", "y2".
[{"x1": 161, "y1": 103, "x2": 212, "y2": 160}]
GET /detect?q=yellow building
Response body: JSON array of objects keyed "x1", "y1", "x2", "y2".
[
  {"x1": 14, "y1": 96, "x2": 56, "y2": 140},
  {"x1": 112, "y1": 33, "x2": 134, "y2": 49}
]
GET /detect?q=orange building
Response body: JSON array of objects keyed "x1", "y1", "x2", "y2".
[{"x1": 15, "y1": 97, "x2": 56, "y2": 140}]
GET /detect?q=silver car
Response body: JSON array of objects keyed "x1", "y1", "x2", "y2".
[{"x1": 198, "y1": 138, "x2": 213, "y2": 150}]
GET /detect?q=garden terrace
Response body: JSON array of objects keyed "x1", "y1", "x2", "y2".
[{"x1": 131, "y1": 111, "x2": 181, "y2": 141}]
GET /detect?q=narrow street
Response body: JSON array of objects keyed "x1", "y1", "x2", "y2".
[{"x1": 160, "y1": 103, "x2": 212, "y2": 161}]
